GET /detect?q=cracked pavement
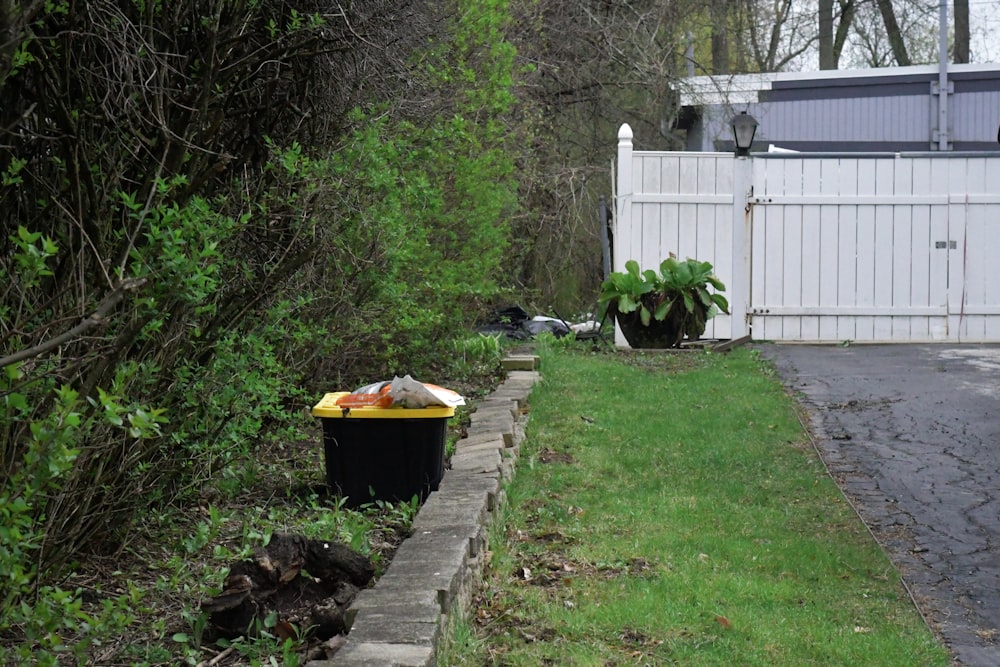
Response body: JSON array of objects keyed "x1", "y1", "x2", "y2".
[{"x1": 758, "y1": 343, "x2": 1000, "y2": 667}]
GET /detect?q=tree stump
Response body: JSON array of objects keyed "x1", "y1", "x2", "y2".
[{"x1": 200, "y1": 532, "x2": 374, "y2": 640}]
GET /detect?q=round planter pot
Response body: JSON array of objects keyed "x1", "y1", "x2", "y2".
[{"x1": 612, "y1": 305, "x2": 687, "y2": 349}]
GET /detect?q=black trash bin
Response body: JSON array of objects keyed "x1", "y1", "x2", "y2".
[{"x1": 311, "y1": 392, "x2": 455, "y2": 507}]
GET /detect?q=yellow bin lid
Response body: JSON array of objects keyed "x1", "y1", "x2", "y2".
[{"x1": 311, "y1": 392, "x2": 456, "y2": 419}]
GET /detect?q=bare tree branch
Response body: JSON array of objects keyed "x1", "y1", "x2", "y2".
[{"x1": 0, "y1": 279, "x2": 146, "y2": 369}]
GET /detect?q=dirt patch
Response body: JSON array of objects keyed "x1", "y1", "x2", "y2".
[
  {"x1": 615, "y1": 348, "x2": 715, "y2": 374},
  {"x1": 537, "y1": 448, "x2": 575, "y2": 464}
]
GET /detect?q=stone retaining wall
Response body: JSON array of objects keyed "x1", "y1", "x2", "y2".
[{"x1": 307, "y1": 358, "x2": 540, "y2": 666}]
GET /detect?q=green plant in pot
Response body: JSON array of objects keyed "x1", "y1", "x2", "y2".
[{"x1": 599, "y1": 257, "x2": 729, "y2": 348}]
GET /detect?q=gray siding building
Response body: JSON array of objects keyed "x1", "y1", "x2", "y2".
[{"x1": 675, "y1": 63, "x2": 1000, "y2": 153}]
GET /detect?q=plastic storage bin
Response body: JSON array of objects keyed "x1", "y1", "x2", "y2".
[{"x1": 311, "y1": 392, "x2": 455, "y2": 507}]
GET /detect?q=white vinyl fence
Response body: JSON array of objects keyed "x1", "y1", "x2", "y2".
[{"x1": 615, "y1": 123, "x2": 1000, "y2": 343}]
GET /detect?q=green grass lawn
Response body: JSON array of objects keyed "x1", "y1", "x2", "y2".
[{"x1": 440, "y1": 345, "x2": 949, "y2": 666}]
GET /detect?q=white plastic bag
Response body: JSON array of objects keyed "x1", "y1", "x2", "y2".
[{"x1": 388, "y1": 375, "x2": 465, "y2": 408}]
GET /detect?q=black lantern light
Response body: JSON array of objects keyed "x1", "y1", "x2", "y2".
[{"x1": 731, "y1": 111, "x2": 758, "y2": 157}]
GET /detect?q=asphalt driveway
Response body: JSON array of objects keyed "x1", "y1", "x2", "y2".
[{"x1": 757, "y1": 343, "x2": 1000, "y2": 667}]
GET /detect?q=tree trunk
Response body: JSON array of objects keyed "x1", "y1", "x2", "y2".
[
  {"x1": 819, "y1": 0, "x2": 835, "y2": 69},
  {"x1": 833, "y1": 0, "x2": 856, "y2": 65},
  {"x1": 875, "y1": 0, "x2": 910, "y2": 66},
  {"x1": 710, "y1": 0, "x2": 729, "y2": 73},
  {"x1": 954, "y1": 0, "x2": 970, "y2": 63}
]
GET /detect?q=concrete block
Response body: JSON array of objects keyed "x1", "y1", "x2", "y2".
[
  {"x1": 326, "y1": 642, "x2": 434, "y2": 666},
  {"x1": 350, "y1": 587, "x2": 440, "y2": 615},
  {"x1": 483, "y1": 388, "x2": 530, "y2": 411},
  {"x1": 501, "y1": 355, "x2": 539, "y2": 371},
  {"x1": 391, "y1": 530, "x2": 470, "y2": 568},
  {"x1": 501, "y1": 456, "x2": 517, "y2": 481},
  {"x1": 453, "y1": 437, "x2": 506, "y2": 456},
  {"x1": 374, "y1": 533, "x2": 470, "y2": 611},
  {"x1": 501, "y1": 370, "x2": 541, "y2": 387},
  {"x1": 435, "y1": 471, "x2": 500, "y2": 510},
  {"x1": 474, "y1": 397, "x2": 519, "y2": 417},
  {"x1": 455, "y1": 432, "x2": 507, "y2": 449},
  {"x1": 469, "y1": 407, "x2": 514, "y2": 424},
  {"x1": 450, "y1": 448, "x2": 502, "y2": 474},
  {"x1": 437, "y1": 469, "x2": 501, "y2": 494},
  {"x1": 347, "y1": 610, "x2": 441, "y2": 645},
  {"x1": 466, "y1": 413, "x2": 514, "y2": 447},
  {"x1": 409, "y1": 522, "x2": 486, "y2": 559},
  {"x1": 414, "y1": 487, "x2": 492, "y2": 528}
]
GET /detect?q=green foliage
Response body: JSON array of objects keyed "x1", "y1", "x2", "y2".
[
  {"x1": 126, "y1": 192, "x2": 235, "y2": 314},
  {"x1": 453, "y1": 333, "x2": 505, "y2": 379},
  {"x1": 0, "y1": 386, "x2": 82, "y2": 637},
  {"x1": 0, "y1": 382, "x2": 151, "y2": 665},
  {"x1": 533, "y1": 329, "x2": 578, "y2": 351},
  {"x1": 655, "y1": 256, "x2": 730, "y2": 316},
  {"x1": 8, "y1": 226, "x2": 58, "y2": 289},
  {"x1": 2, "y1": 158, "x2": 27, "y2": 186},
  {"x1": 297, "y1": 101, "x2": 515, "y2": 374},
  {"x1": 0, "y1": 0, "x2": 520, "y2": 658},
  {"x1": 597, "y1": 260, "x2": 657, "y2": 324}
]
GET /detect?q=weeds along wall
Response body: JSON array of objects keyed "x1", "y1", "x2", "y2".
[{"x1": 0, "y1": 0, "x2": 517, "y2": 655}]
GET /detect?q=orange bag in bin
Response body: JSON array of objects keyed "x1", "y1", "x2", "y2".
[{"x1": 335, "y1": 381, "x2": 394, "y2": 408}]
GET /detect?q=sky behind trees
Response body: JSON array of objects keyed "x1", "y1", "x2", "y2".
[
  {"x1": 967, "y1": 0, "x2": 1000, "y2": 60},
  {"x1": 704, "y1": 1, "x2": 1000, "y2": 73},
  {"x1": 816, "y1": 0, "x2": 1000, "y2": 68}
]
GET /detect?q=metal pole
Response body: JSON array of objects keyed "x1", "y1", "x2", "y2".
[
  {"x1": 938, "y1": 1, "x2": 949, "y2": 151},
  {"x1": 598, "y1": 195, "x2": 612, "y2": 281},
  {"x1": 686, "y1": 32, "x2": 695, "y2": 78}
]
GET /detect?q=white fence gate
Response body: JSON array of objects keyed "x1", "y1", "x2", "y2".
[{"x1": 615, "y1": 123, "x2": 1000, "y2": 343}]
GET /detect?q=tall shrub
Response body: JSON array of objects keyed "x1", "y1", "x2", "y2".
[{"x1": 0, "y1": 0, "x2": 519, "y2": 657}]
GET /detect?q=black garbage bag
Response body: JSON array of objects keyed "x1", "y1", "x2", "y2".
[
  {"x1": 522, "y1": 318, "x2": 571, "y2": 338},
  {"x1": 477, "y1": 305, "x2": 571, "y2": 339},
  {"x1": 477, "y1": 305, "x2": 531, "y2": 339},
  {"x1": 493, "y1": 305, "x2": 529, "y2": 326}
]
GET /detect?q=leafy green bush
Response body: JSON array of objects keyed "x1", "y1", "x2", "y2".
[{"x1": 0, "y1": 0, "x2": 521, "y2": 659}]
